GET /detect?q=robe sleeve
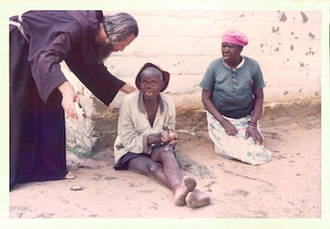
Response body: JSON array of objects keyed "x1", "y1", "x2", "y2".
[
  {"x1": 28, "y1": 31, "x2": 74, "y2": 103},
  {"x1": 65, "y1": 57, "x2": 125, "y2": 106},
  {"x1": 27, "y1": 16, "x2": 124, "y2": 106}
]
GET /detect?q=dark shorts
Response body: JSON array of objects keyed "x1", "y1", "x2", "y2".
[
  {"x1": 114, "y1": 152, "x2": 150, "y2": 171},
  {"x1": 114, "y1": 143, "x2": 176, "y2": 171}
]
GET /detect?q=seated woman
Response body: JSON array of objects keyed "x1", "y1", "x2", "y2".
[
  {"x1": 114, "y1": 63, "x2": 210, "y2": 208},
  {"x1": 200, "y1": 29, "x2": 272, "y2": 165}
]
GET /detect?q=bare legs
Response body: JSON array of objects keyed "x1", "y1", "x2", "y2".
[
  {"x1": 172, "y1": 176, "x2": 196, "y2": 206},
  {"x1": 127, "y1": 156, "x2": 172, "y2": 188},
  {"x1": 185, "y1": 189, "x2": 211, "y2": 208},
  {"x1": 127, "y1": 147, "x2": 210, "y2": 207}
]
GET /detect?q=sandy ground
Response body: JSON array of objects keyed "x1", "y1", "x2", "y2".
[{"x1": 9, "y1": 114, "x2": 321, "y2": 218}]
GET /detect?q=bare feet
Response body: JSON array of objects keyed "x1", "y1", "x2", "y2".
[
  {"x1": 173, "y1": 176, "x2": 196, "y2": 206},
  {"x1": 185, "y1": 189, "x2": 211, "y2": 208},
  {"x1": 64, "y1": 171, "x2": 75, "y2": 179}
]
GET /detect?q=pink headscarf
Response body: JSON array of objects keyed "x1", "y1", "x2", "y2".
[{"x1": 222, "y1": 29, "x2": 248, "y2": 46}]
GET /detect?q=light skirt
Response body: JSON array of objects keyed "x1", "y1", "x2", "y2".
[{"x1": 207, "y1": 112, "x2": 272, "y2": 165}]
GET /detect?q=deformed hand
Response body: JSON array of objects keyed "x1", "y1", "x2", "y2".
[
  {"x1": 160, "y1": 130, "x2": 170, "y2": 144},
  {"x1": 168, "y1": 130, "x2": 178, "y2": 141},
  {"x1": 160, "y1": 129, "x2": 178, "y2": 150},
  {"x1": 168, "y1": 139, "x2": 178, "y2": 149}
]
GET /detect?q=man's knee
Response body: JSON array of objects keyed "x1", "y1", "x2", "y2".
[
  {"x1": 146, "y1": 162, "x2": 162, "y2": 175},
  {"x1": 158, "y1": 148, "x2": 176, "y2": 161}
]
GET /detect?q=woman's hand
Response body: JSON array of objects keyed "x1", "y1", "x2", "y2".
[
  {"x1": 58, "y1": 81, "x2": 79, "y2": 119},
  {"x1": 245, "y1": 126, "x2": 263, "y2": 145},
  {"x1": 202, "y1": 90, "x2": 238, "y2": 136},
  {"x1": 221, "y1": 119, "x2": 238, "y2": 135}
]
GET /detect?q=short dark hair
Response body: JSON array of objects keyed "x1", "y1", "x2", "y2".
[{"x1": 140, "y1": 67, "x2": 164, "y2": 81}]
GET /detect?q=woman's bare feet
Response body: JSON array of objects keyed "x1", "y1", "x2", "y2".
[
  {"x1": 185, "y1": 189, "x2": 210, "y2": 208},
  {"x1": 173, "y1": 176, "x2": 196, "y2": 206},
  {"x1": 64, "y1": 171, "x2": 75, "y2": 179}
]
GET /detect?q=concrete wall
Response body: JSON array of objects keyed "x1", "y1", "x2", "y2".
[
  {"x1": 107, "y1": 10, "x2": 321, "y2": 104},
  {"x1": 64, "y1": 10, "x2": 322, "y2": 153}
]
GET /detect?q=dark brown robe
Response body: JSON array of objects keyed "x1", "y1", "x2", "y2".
[{"x1": 10, "y1": 11, "x2": 125, "y2": 189}]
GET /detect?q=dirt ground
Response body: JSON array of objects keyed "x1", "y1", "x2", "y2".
[{"x1": 9, "y1": 113, "x2": 321, "y2": 219}]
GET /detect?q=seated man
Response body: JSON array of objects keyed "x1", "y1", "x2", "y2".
[{"x1": 114, "y1": 63, "x2": 210, "y2": 208}]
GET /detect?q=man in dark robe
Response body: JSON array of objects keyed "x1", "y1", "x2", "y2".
[{"x1": 9, "y1": 10, "x2": 139, "y2": 190}]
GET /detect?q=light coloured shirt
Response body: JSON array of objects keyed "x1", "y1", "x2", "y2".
[{"x1": 114, "y1": 91, "x2": 176, "y2": 164}]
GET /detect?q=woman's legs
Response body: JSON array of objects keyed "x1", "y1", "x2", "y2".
[{"x1": 207, "y1": 112, "x2": 272, "y2": 165}]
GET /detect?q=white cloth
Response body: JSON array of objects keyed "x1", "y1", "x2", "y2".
[{"x1": 207, "y1": 112, "x2": 272, "y2": 165}]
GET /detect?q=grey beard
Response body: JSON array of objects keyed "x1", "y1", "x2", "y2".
[{"x1": 96, "y1": 40, "x2": 113, "y2": 64}]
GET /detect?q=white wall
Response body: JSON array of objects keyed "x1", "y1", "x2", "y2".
[
  {"x1": 62, "y1": 9, "x2": 323, "y2": 151},
  {"x1": 99, "y1": 10, "x2": 322, "y2": 111}
]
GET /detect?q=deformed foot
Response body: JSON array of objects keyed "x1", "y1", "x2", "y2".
[
  {"x1": 173, "y1": 176, "x2": 197, "y2": 206},
  {"x1": 64, "y1": 171, "x2": 75, "y2": 179},
  {"x1": 186, "y1": 189, "x2": 210, "y2": 208}
]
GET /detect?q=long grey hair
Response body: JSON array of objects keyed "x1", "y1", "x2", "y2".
[{"x1": 103, "y1": 12, "x2": 139, "y2": 45}]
